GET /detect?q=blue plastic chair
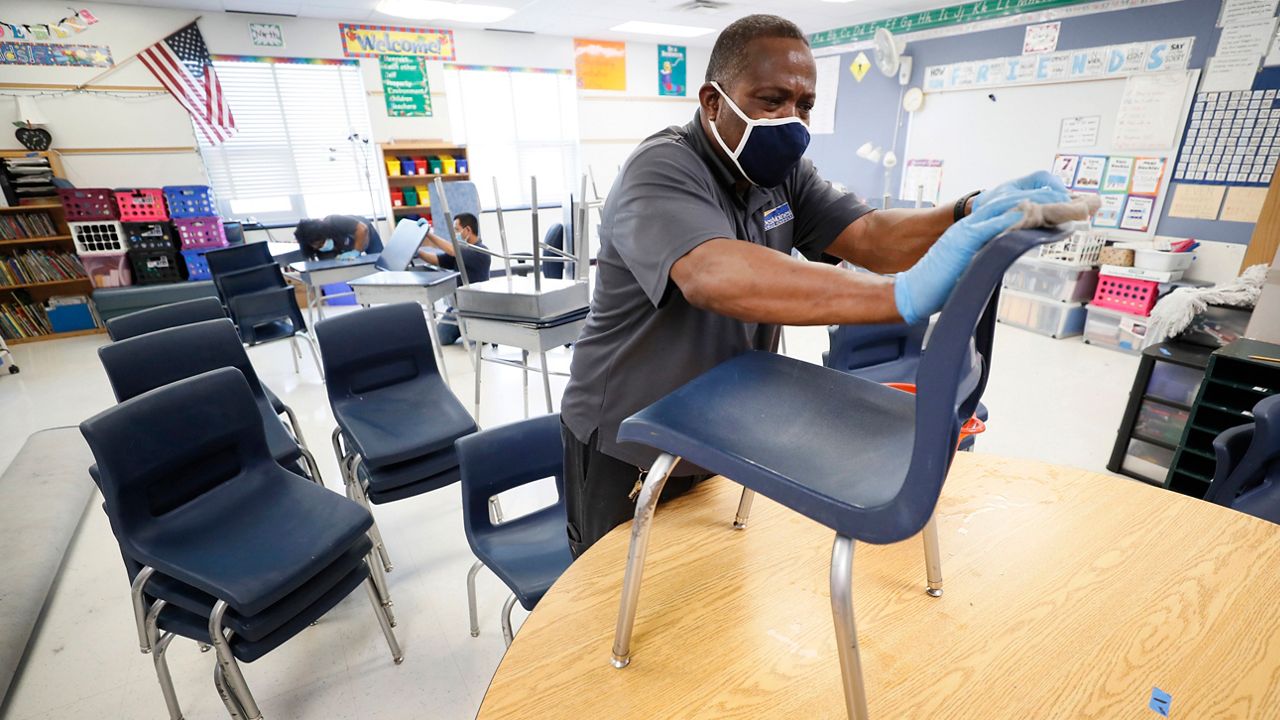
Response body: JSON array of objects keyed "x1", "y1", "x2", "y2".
[
  {"x1": 823, "y1": 322, "x2": 928, "y2": 383},
  {"x1": 317, "y1": 302, "x2": 478, "y2": 576},
  {"x1": 80, "y1": 367, "x2": 401, "y2": 720},
  {"x1": 607, "y1": 227, "x2": 1070, "y2": 719},
  {"x1": 1206, "y1": 395, "x2": 1280, "y2": 524},
  {"x1": 456, "y1": 414, "x2": 573, "y2": 646}
]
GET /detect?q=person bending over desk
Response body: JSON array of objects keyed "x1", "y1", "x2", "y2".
[
  {"x1": 558, "y1": 13, "x2": 1070, "y2": 558},
  {"x1": 418, "y1": 212, "x2": 492, "y2": 345},
  {"x1": 294, "y1": 214, "x2": 376, "y2": 261}
]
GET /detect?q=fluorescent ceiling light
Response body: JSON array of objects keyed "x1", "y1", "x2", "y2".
[
  {"x1": 610, "y1": 21, "x2": 716, "y2": 38},
  {"x1": 375, "y1": 0, "x2": 516, "y2": 23}
]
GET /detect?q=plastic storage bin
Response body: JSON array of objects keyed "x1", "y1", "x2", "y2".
[
  {"x1": 441, "y1": 156, "x2": 457, "y2": 174},
  {"x1": 413, "y1": 156, "x2": 428, "y2": 175},
  {"x1": 181, "y1": 250, "x2": 211, "y2": 281},
  {"x1": 403, "y1": 188, "x2": 419, "y2": 206},
  {"x1": 390, "y1": 189, "x2": 404, "y2": 207},
  {"x1": 1133, "y1": 399, "x2": 1190, "y2": 445},
  {"x1": 70, "y1": 221, "x2": 128, "y2": 256},
  {"x1": 114, "y1": 189, "x2": 168, "y2": 222},
  {"x1": 997, "y1": 289, "x2": 1087, "y2": 338},
  {"x1": 415, "y1": 185, "x2": 430, "y2": 205},
  {"x1": 122, "y1": 222, "x2": 176, "y2": 252},
  {"x1": 1120, "y1": 437, "x2": 1174, "y2": 484},
  {"x1": 1036, "y1": 231, "x2": 1104, "y2": 266},
  {"x1": 162, "y1": 186, "x2": 217, "y2": 218},
  {"x1": 385, "y1": 158, "x2": 401, "y2": 176},
  {"x1": 128, "y1": 249, "x2": 184, "y2": 285},
  {"x1": 428, "y1": 157, "x2": 444, "y2": 174},
  {"x1": 399, "y1": 156, "x2": 417, "y2": 175},
  {"x1": 81, "y1": 252, "x2": 132, "y2": 288},
  {"x1": 1092, "y1": 274, "x2": 1159, "y2": 316},
  {"x1": 1002, "y1": 259, "x2": 1099, "y2": 303},
  {"x1": 173, "y1": 217, "x2": 229, "y2": 251},
  {"x1": 58, "y1": 188, "x2": 118, "y2": 220},
  {"x1": 456, "y1": 157, "x2": 468, "y2": 173},
  {"x1": 1134, "y1": 249, "x2": 1194, "y2": 272},
  {"x1": 46, "y1": 301, "x2": 96, "y2": 332},
  {"x1": 1147, "y1": 361, "x2": 1203, "y2": 406},
  {"x1": 1082, "y1": 304, "x2": 1153, "y2": 353}
]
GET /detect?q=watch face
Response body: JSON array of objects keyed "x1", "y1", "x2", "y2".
[
  {"x1": 903, "y1": 87, "x2": 924, "y2": 113},
  {"x1": 15, "y1": 127, "x2": 51, "y2": 151}
]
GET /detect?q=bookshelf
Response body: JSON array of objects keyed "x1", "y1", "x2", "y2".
[
  {"x1": 0, "y1": 152, "x2": 100, "y2": 343},
  {"x1": 379, "y1": 141, "x2": 469, "y2": 219}
]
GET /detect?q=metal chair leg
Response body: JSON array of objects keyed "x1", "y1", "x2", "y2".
[
  {"x1": 467, "y1": 560, "x2": 484, "y2": 637},
  {"x1": 364, "y1": 575, "x2": 405, "y2": 664},
  {"x1": 145, "y1": 600, "x2": 184, "y2": 720},
  {"x1": 922, "y1": 512, "x2": 943, "y2": 598},
  {"x1": 610, "y1": 452, "x2": 680, "y2": 669},
  {"x1": 213, "y1": 663, "x2": 246, "y2": 720},
  {"x1": 489, "y1": 496, "x2": 505, "y2": 524},
  {"x1": 299, "y1": 445, "x2": 325, "y2": 488},
  {"x1": 830, "y1": 535, "x2": 871, "y2": 720},
  {"x1": 539, "y1": 351, "x2": 553, "y2": 413},
  {"x1": 733, "y1": 488, "x2": 755, "y2": 530},
  {"x1": 289, "y1": 336, "x2": 301, "y2": 374},
  {"x1": 302, "y1": 332, "x2": 325, "y2": 380},
  {"x1": 521, "y1": 349, "x2": 529, "y2": 418},
  {"x1": 281, "y1": 404, "x2": 307, "y2": 450},
  {"x1": 501, "y1": 592, "x2": 518, "y2": 647},
  {"x1": 473, "y1": 340, "x2": 483, "y2": 422},
  {"x1": 131, "y1": 566, "x2": 157, "y2": 654},
  {"x1": 208, "y1": 601, "x2": 263, "y2": 720},
  {"x1": 365, "y1": 546, "x2": 397, "y2": 627},
  {"x1": 347, "y1": 454, "x2": 393, "y2": 573}
]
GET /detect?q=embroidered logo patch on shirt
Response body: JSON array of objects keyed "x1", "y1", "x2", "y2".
[{"x1": 762, "y1": 202, "x2": 794, "y2": 231}]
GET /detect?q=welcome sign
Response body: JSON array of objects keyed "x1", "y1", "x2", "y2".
[{"x1": 340, "y1": 23, "x2": 456, "y2": 60}]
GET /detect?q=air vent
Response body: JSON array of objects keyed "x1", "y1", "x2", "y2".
[{"x1": 674, "y1": 0, "x2": 729, "y2": 14}]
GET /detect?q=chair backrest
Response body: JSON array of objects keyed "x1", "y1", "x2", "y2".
[
  {"x1": 900, "y1": 227, "x2": 1070, "y2": 526},
  {"x1": 823, "y1": 322, "x2": 927, "y2": 381},
  {"x1": 375, "y1": 218, "x2": 430, "y2": 272},
  {"x1": 206, "y1": 242, "x2": 274, "y2": 280},
  {"x1": 543, "y1": 223, "x2": 565, "y2": 279},
  {"x1": 81, "y1": 367, "x2": 273, "y2": 531},
  {"x1": 428, "y1": 181, "x2": 481, "y2": 233},
  {"x1": 98, "y1": 318, "x2": 268, "y2": 407},
  {"x1": 217, "y1": 264, "x2": 288, "y2": 301},
  {"x1": 223, "y1": 221, "x2": 246, "y2": 246},
  {"x1": 106, "y1": 297, "x2": 227, "y2": 341},
  {"x1": 1205, "y1": 395, "x2": 1280, "y2": 523},
  {"x1": 456, "y1": 413, "x2": 564, "y2": 535},
  {"x1": 315, "y1": 302, "x2": 439, "y2": 398}
]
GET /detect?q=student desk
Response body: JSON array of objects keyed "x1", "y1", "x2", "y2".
[
  {"x1": 286, "y1": 255, "x2": 380, "y2": 325},
  {"x1": 478, "y1": 453, "x2": 1280, "y2": 719},
  {"x1": 349, "y1": 269, "x2": 462, "y2": 384}
]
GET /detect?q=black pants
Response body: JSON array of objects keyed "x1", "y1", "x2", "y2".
[{"x1": 562, "y1": 421, "x2": 708, "y2": 558}]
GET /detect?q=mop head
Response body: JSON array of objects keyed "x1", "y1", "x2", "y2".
[
  {"x1": 1009, "y1": 193, "x2": 1102, "y2": 230},
  {"x1": 1146, "y1": 264, "x2": 1268, "y2": 343}
]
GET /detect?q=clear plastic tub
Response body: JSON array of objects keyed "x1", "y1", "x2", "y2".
[
  {"x1": 1146, "y1": 362, "x2": 1202, "y2": 406},
  {"x1": 1121, "y1": 438, "x2": 1173, "y2": 484},
  {"x1": 1133, "y1": 249, "x2": 1194, "y2": 272},
  {"x1": 996, "y1": 290, "x2": 1087, "y2": 338},
  {"x1": 1134, "y1": 399, "x2": 1189, "y2": 445},
  {"x1": 1082, "y1": 304, "x2": 1153, "y2": 353},
  {"x1": 1002, "y1": 259, "x2": 1099, "y2": 302}
]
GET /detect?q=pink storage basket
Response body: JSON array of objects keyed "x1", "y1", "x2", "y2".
[
  {"x1": 114, "y1": 189, "x2": 169, "y2": 222},
  {"x1": 172, "y1": 217, "x2": 229, "y2": 251},
  {"x1": 58, "y1": 188, "x2": 118, "y2": 221},
  {"x1": 1091, "y1": 275, "x2": 1159, "y2": 317},
  {"x1": 81, "y1": 252, "x2": 133, "y2": 288}
]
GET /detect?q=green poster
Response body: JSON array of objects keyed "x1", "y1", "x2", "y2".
[
  {"x1": 379, "y1": 55, "x2": 432, "y2": 117},
  {"x1": 658, "y1": 44, "x2": 686, "y2": 97}
]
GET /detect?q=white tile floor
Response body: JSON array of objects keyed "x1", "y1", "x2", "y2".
[{"x1": 0, "y1": 317, "x2": 1141, "y2": 719}]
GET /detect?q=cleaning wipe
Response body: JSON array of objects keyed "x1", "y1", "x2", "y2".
[{"x1": 1008, "y1": 193, "x2": 1102, "y2": 231}]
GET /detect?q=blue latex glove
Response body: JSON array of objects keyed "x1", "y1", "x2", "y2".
[
  {"x1": 894, "y1": 187, "x2": 1063, "y2": 324},
  {"x1": 336, "y1": 250, "x2": 362, "y2": 261},
  {"x1": 972, "y1": 170, "x2": 1069, "y2": 213}
]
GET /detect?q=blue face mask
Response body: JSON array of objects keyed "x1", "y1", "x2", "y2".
[
  {"x1": 318, "y1": 238, "x2": 335, "y2": 253},
  {"x1": 707, "y1": 81, "x2": 811, "y2": 188}
]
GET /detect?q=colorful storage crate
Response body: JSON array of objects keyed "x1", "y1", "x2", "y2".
[
  {"x1": 173, "y1": 217, "x2": 229, "y2": 251},
  {"x1": 114, "y1": 188, "x2": 168, "y2": 222},
  {"x1": 1092, "y1": 275, "x2": 1159, "y2": 317},
  {"x1": 385, "y1": 158, "x2": 402, "y2": 176},
  {"x1": 162, "y1": 185, "x2": 217, "y2": 218},
  {"x1": 58, "y1": 188, "x2": 118, "y2": 220},
  {"x1": 122, "y1": 221, "x2": 177, "y2": 252},
  {"x1": 415, "y1": 185, "x2": 430, "y2": 205},
  {"x1": 181, "y1": 250, "x2": 211, "y2": 281},
  {"x1": 390, "y1": 189, "x2": 404, "y2": 207},
  {"x1": 128, "y1": 249, "x2": 184, "y2": 285},
  {"x1": 441, "y1": 156, "x2": 457, "y2": 174},
  {"x1": 455, "y1": 157, "x2": 468, "y2": 174},
  {"x1": 403, "y1": 188, "x2": 419, "y2": 206},
  {"x1": 399, "y1": 156, "x2": 417, "y2": 175},
  {"x1": 413, "y1": 156, "x2": 429, "y2": 175},
  {"x1": 82, "y1": 252, "x2": 133, "y2": 288},
  {"x1": 428, "y1": 157, "x2": 444, "y2": 174},
  {"x1": 70, "y1": 220, "x2": 128, "y2": 256}
]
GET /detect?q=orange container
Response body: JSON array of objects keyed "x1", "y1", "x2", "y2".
[{"x1": 883, "y1": 382, "x2": 986, "y2": 444}]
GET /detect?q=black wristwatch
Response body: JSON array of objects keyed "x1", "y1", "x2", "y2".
[{"x1": 954, "y1": 190, "x2": 982, "y2": 222}]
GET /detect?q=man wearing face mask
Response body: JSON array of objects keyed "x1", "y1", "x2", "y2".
[
  {"x1": 417, "y1": 212, "x2": 492, "y2": 345},
  {"x1": 559, "y1": 14, "x2": 1069, "y2": 558}
]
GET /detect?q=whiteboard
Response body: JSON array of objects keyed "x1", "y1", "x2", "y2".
[{"x1": 901, "y1": 70, "x2": 1199, "y2": 239}]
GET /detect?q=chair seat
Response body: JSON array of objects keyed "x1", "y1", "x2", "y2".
[
  {"x1": 126, "y1": 467, "x2": 373, "y2": 617},
  {"x1": 470, "y1": 506, "x2": 573, "y2": 611},
  {"x1": 618, "y1": 351, "x2": 923, "y2": 543},
  {"x1": 335, "y1": 381, "x2": 477, "y2": 468},
  {"x1": 367, "y1": 467, "x2": 461, "y2": 504},
  {"x1": 244, "y1": 319, "x2": 299, "y2": 345},
  {"x1": 360, "y1": 445, "x2": 459, "y2": 493}
]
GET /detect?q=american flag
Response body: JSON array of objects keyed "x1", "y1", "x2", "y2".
[{"x1": 138, "y1": 22, "x2": 236, "y2": 144}]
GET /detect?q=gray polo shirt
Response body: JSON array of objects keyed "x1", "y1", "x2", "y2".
[{"x1": 561, "y1": 112, "x2": 872, "y2": 471}]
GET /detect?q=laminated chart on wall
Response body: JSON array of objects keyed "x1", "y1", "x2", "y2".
[
  {"x1": 1174, "y1": 89, "x2": 1280, "y2": 186},
  {"x1": 1053, "y1": 153, "x2": 1166, "y2": 233}
]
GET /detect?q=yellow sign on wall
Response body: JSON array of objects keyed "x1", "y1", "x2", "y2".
[
  {"x1": 339, "y1": 23, "x2": 456, "y2": 60},
  {"x1": 850, "y1": 52, "x2": 871, "y2": 82},
  {"x1": 574, "y1": 38, "x2": 626, "y2": 91}
]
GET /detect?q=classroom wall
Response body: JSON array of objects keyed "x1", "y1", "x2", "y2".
[{"x1": 806, "y1": 0, "x2": 1254, "y2": 244}]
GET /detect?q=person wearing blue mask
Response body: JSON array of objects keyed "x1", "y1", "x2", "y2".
[
  {"x1": 559, "y1": 13, "x2": 1072, "y2": 557},
  {"x1": 294, "y1": 214, "x2": 375, "y2": 261}
]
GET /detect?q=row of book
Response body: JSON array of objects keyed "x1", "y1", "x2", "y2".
[
  {"x1": 0, "y1": 298, "x2": 53, "y2": 340},
  {"x1": 0, "y1": 249, "x2": 87, "y2": 287},
  {"x1": 0, "y1": 211, "x2": 57, "y2": 240}
]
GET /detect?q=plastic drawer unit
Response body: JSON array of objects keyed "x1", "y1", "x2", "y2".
[
  {"x1": 1082, "y1": 304, "x2": 1154, "y2": 353},
  {"x1": 1002, "y1": 258, "x2": 1099, "y2": 303},
  {"x1": 996, "y1": 289, "x2": 1087, "y2": 338}
]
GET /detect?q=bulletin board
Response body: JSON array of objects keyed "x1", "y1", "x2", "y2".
[{"x1": 901, "y1": 69, "x2": 1199, "y2": 239}]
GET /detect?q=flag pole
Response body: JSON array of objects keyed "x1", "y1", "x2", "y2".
[{"x1": 74, "y1": 15, "x2": 203, "y2": 91}]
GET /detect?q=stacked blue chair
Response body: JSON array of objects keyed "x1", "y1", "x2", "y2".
[
  {"x1": 456, "y1": 413, "x2": 573, "y2": 646},
  {"x1": 605, "y1": 227, "x2": 1070, "y2": 719},
  {"x1": 103, "y1": 296, "x2": 303, "y2": 443},
  {"x1": 80, "y1": 367, "x2": 402, "y2": 720},
  {"x1": 1206, "y1": 394, "x2": 1280, "y2": 524},
  {"x1": 317, "y1": 302, "x2": 478, "y2": 583}
]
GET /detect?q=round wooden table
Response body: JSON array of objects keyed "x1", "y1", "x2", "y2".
[{"x1": 477, "y1": 454, "x2": 1280, "y2": 718}]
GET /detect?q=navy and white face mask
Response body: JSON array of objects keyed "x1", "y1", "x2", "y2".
[{"x1": 707, "y1": 80, "x2": 811, "y2": 188}]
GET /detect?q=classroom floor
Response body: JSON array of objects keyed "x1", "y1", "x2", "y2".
[{"x1": 0, "y1": 317, "x2": 1141, "y2": 720}]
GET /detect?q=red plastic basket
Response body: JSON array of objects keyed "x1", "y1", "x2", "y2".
[
  {"x1": 172, "y1": 217, "x2": 229, "y2": 251},
  {"x1": 58, "y1": 188, "x2": 118, "y2": 221},
  {"x1": 1091, "y1": 275, "x2": 1159, "y2": 316},
  {"x1": 114, "y1": 188, "x2": 169, "y2": 222}
]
